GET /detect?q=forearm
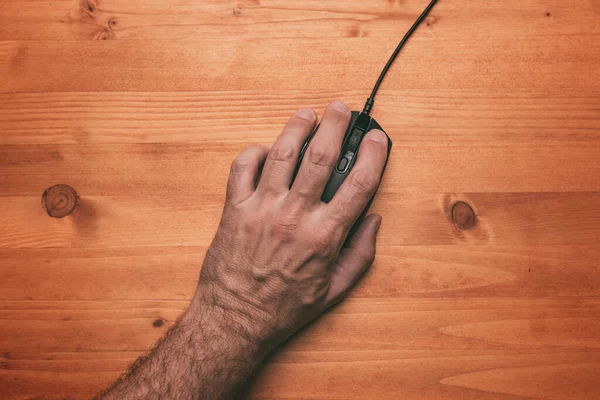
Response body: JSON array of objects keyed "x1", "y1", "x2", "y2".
[{"x1": 97, "y1": 296, "x2": 267, "y2": 400}]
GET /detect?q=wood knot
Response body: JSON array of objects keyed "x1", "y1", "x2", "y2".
[
  {"x1": 84, "y1": 0, "x2": 97, "y2": 13},
  {"x1": 450, "y1": 201, "x2": 476, "y2": 230},
  {"x1": 347, "y1": 25, "x2": 361, "y2": 38},
  {"x1": 108, "y1": 18, "x2": 118, "y2": 28},
  {"x1": 152, "y1": 319, "x2": 164, "y2": 328},
  {"x1": 42, "y1": 184, "x2": 79, "y2": 218},
  {"x1": 425, "y1": 17, "x2": 436, "y2": 27},
  {"x1": 233, "y1": 8, "x2": 242, "y2": 16},
  {"x1": 94, "y1": 29, "x2": 113, "y2": 40}
]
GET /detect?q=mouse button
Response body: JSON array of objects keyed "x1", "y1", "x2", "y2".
[
  {"x1": 346, "y1": 126, "x2": 365, "y2": 151},
  {"x1": 336, "y1": 156, "x2": 350, "y2": 173},
  {"x1": 354, "y1": 112, "x2": 371, "y2": 130},
  {"x1": 367, "y1": 118, "x2": 381, "y2": 131},
  {"x1": 367, "y1": 115, "x2": 388, "y2": 132}
]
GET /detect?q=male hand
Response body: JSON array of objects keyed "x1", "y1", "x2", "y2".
[
  {"x1": 195, "y1": 100, "x2": 389, "y2": 348},
  {"x1": 98, "y1": 100, "x2": 389, "y2": 400}
]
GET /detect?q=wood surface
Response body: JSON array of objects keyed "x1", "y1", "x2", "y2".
[{"x1": 1, "y1": 0, "x2": 599, "y2": 398}]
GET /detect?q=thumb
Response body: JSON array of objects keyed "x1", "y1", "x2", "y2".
[{"x1": 325, "y1": 214, "x2": 382, "y2": 308}]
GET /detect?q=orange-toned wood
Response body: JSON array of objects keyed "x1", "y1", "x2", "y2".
[{"x1": 1, "y1": 0, "x2": 599, "y2": 399}]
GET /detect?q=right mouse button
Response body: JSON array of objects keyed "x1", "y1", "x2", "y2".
[{"x1": 336, "y1": 156, "x2": 350, "y2": 173}]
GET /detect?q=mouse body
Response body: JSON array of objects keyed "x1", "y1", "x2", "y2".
[{"x1": 293, "y1": 111, "x2": 392, "y2": 233}]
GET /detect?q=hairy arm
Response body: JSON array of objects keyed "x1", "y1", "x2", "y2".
[
  {"x1": 97, "y1": 298, "x2": 267, "y2": 400},
  {"x1": 96, "y1": 101, "x2": 388, "y2": 400}
]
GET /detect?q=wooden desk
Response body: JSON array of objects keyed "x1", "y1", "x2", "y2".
[{"x1": 1, "y1": 0, "x2": 599, "y2": 398}]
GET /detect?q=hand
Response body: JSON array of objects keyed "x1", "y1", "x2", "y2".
[
  {"x1": 97, "y1": 100, "x2": 390, "y2": 400},
  {"x1": 194, "y1": 100, "x2": 389, "y2": 348}
]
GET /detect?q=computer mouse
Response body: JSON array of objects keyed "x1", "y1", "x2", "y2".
[
  {"x1": 289, "y1": 0, "x2": 437, "y2": 236},
  {"x1": 292, "y1": 111, "x2": 392, "y2": 236}
]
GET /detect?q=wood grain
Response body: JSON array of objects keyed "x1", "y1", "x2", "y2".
[
  {"x1": 1, "y1": 90, "x2": 599, "y2": 145},
  {"x1": 2, "y1": 36, "x2": 599, "y2": 93},
  {"x1": 0, "y1": 0, "x2": 598, "y2": 41},
  {"x1": 1, "y1": 0, "x2": 599, "y2": 398},
  {"x1": 1, "y1": 245, "x2": 599, "y2": 301}
]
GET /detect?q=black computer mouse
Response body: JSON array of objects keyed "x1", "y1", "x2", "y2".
[
  {"x1": 288, "y1": 0, "x2": 438, "y2": 237},
  {"x1": 292, "y1": 111, "x2": 392, "y2": 236}
]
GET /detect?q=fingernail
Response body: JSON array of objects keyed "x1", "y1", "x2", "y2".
[
  {"x1": 367, "y1": 129, "x2": 386, "y2": 143},
  {"x1": 295, "y1": 108, "x2": 316, "y2": 121},
  {"x1": 330, "y1": 100, "x2": 350, "y2": 114}
]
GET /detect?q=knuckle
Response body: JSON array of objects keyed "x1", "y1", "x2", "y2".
[
  {"x1": 349, "y1": 169, "x2": 377, "y2": 195},
  {"x1": 230, "y1": 151, "x2": 255, "y2": 174},
  {"x1": 294, "y1": 185, "x2": 314, "y2": 199},
  {"x1": 269, "y1": 143, "x2": 296, "y2": 163},
  {"x1": 310, "y1": 223, "x2": 338, "y2": 257},
  {"x1": 308, "y1": 144, "x2": 338, "y2": 168},
  {"x1": 320, "y1": 217, "x2": 339, "y2": 237},
  {"x1": 311, "y1": 231, "x2": 335, "y2": 255},
  {"x1": 361, "y1": 248, "x2": 376, "y2": 266},
  {"x1": 228, "y1": 200, "x2": 244, "y2": 212},
  {"x1": 272, "y1": 215, "x2": 301, "y2": 240}
]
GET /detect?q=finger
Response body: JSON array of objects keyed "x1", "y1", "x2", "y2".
[
  {"x1": 257, "y1": 108, "x2": 317, "y2": 195},
  {"x1": 325, "y1": 214, "x2": 382, "y2": 307},
  {"x1": 326, "y1": 129, "x2": 388, "y2": 229},
  {"x1": 289, "y1": 100, "x2": 351, "y2": 205},
  {"x1": 226, "y1": 145, "x2": 270, "y2": 205}
]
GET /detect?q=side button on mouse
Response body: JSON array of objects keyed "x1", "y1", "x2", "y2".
[{"x1": 336, "y1": 157, "x2": 350, "y2": 173}]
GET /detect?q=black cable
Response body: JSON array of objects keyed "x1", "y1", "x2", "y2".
[{"x1": 363, "y1": 0, "x2": 439, "y2": 115}]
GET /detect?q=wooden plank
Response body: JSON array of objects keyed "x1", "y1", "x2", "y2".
[
  {"x1": 0, "y1": 300, "x2": 178, "y2": 399},
  {"x1": 1, "y1": 89, "x2": 599, "y2": 145},
  {"x1": 251, "y1": 354, "x2": 600, "y2": 400},
  {"x1": 1, "y1": 34, "x2": 599, "y2": 93},
  {"x1": 1, "y1": 142, "x2": 599, "y2": 201},
  {"x1": 0, "y1": 301, "x2": 181, "y2": 353},
  {"x1": 1, "y1": 299, "x2": 599, "y2": 399},
  {"x1": 3, "y1": 352, "x2": 599, "y2": 400},
  {"x1": 0, "y1": 247, "x2": 204, "y2": 300},
  {"x1": 0, "y1": 0, "x2": 598, "y2": 41},
  {"x1": 0, "y1": 245, "x2": 599, "y2": 301},
  {"x1": 1, "y1": 191, "x2": 600, "y2": 248},
  {"x1": 5, "y1": 298, "x2": 598, "y2": 353}
]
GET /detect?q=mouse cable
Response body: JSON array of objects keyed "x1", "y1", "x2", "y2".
[{"x1": 362, "y1": 0, "x2": 439, "y2": 115}]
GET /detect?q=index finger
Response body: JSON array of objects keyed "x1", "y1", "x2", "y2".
[{"x1": 325, "y1": 129, "x2": 389, "y2": 228}]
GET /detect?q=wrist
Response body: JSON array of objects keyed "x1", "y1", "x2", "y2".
[{"x1": 186, "y1": 284, "x2": 279, "y2": 358}]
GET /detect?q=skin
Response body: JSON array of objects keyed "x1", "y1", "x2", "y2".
[{"x1": 97, "y1": 100, "x2": 389, "y2": 400}]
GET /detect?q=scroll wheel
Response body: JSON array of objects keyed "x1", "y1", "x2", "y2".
[{"x1": 346, "y1": 127, "x2": 364, "y2": 151}]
